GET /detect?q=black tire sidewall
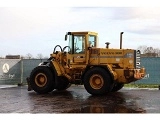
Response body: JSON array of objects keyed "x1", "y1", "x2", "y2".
[
  {"x1": 83, "y1": 67, "x2": 112, "y2": 95},
  {"x1": 30, "y1": 66, "x2": 55, "y2": 94}
]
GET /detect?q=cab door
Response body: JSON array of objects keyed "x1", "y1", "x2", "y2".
[{"x1": 73, "y1": 35, "x2": 86, "y2": 63}]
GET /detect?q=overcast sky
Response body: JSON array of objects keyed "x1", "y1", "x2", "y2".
[{"x1": 0, "y1": 1, "x2": 160, "y2": 58}]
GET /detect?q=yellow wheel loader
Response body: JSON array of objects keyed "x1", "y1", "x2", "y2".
[{"x1": 27, "y1": 31, "x2": 145, "y2": 95}]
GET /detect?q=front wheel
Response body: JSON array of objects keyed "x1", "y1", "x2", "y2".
[
  {"x1": 30, "y1": 66, "x2": 55, "y2": 94},
  {"x1": 83, "y1": 67, "x2": 112, "y2": 95}
]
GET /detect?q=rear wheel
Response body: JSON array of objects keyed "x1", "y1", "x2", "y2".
[
  {"x1": 83, "y1": 67, "x2": 112, "y2": 95},
  {"x1": 30, "y1": 66, "x2": 55, "y2": 94},
  {"x1": 111, "y1": 83, "x2": 124, "y2": 92}
]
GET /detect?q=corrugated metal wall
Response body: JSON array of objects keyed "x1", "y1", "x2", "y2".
[
  {"x1": 135, "y1": 57, "x2": 160, "y2": 84},
  {"x1": 0, "y1": 59, "x2": 46, "y2": 85},
  {"x1": 0, "y1": 58, "x2": 160, "y2": 85},
  {"x1": 21, "y1": 59, "x2": 47, "y2": 84},
  {"x1": 0, "y1": 59, "x2": 21, "y2": 84}
]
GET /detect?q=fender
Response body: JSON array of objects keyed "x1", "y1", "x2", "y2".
[{"x1": 81, "y1": 64, "x2": 117, "y2": 83}]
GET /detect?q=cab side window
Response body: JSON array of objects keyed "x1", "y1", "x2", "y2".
[{"x1": 89, "y1": 35, "x2": 96, "y2": 47}]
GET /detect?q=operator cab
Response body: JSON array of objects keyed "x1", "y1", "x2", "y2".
[
  {"x1": 65, "y1": 32, "x2": 98, "y2": 54},
  {"x1": 64, "y1": 31, "x2": 98, "y2": 64}
]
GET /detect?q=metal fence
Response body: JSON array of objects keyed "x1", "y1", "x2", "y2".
[
  {"x1": 0, "y1": 58, "x2": 160, "y2": 85},
  {"x1": 0, "y1": 59, "x2": 46, "y2": 85},
  {"x1": 135, "y1": 57, "x2": 160, "y2": 84}
]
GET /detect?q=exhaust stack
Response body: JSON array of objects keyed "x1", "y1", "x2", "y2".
[{"x1": 120, "y1": 32, "x2": 124, "y2": 49}]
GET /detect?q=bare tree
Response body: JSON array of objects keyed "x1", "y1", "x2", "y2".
[
  {"x1": 43, "y1": 56, "x2": 49, "y2": 59},
  {"x1": 154, "y1": 48, "x2": 160, "y2": 57},
  {"x1": 37, "y1": 53, "x2": 43, "y2": 59},
  {"x1": 137, "y1": 46, "x2": 159, "y2": 57},
  {"x1": 20, "y1": 55, "x2": 25, "y2": 59},
  {"x1": 137, "y1": 45, "x2": 147, "y2": 54},
  {"x1": 144, "y1": 47, "x2": 154, "y2": 54},
  {"x1": 26, "y1": 53, "x2": 33, "y2": 59}
]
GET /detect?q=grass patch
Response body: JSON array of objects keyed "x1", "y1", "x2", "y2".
[{"x1": 124, "y1": 84, "x2": 159, "y2": 88}]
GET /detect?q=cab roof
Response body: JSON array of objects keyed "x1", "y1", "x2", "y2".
[{"x1": 67, "y1": 31, "x2": 98, "y2": 36}]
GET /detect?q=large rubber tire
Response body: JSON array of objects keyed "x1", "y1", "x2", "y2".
[
  {"x1": 111, "y1": 83, "x2": 124, "y2": 92},
  {"x1": 56, "y1": 76, "x2": 71, "y2": 91},
  {"x1": 83, "y1": 67, "x2": 112, "y2": 95},
  {"x1": 30, "y1": 66, "x2": 55, "y2": 94}
]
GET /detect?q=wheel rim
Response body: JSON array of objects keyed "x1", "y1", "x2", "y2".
[
  {"x1": 35, "y1": 73, "x2": 47, "y2": 87},
  {"x1": 90, "y1": 107, "x2": 104, "y2": 113},
  {"x1": 89, "y1": 74, "x2": 104, "y2": 89}
]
